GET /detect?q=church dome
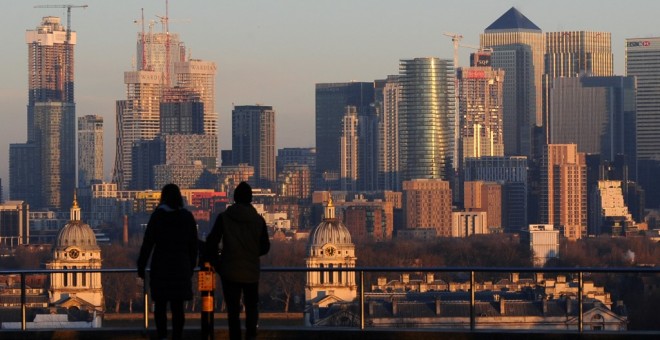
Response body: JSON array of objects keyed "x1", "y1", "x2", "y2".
[
  {"x1": 310, "y1": 219, "x2": 352, "y2": 246},
  {"x1": 309, "y1": 196, "x2": 352, "y2": 246},
  {"x1": 56, "y1": 221, "x2": 99, "y2": 249}
]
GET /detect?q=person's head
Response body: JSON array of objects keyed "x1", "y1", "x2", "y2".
[
  {"x1": 160, "y1": 183, "x2": 184, "y2": 209},
  {"x1": 233, "y1": 181, "x2": 253, "y2": 204}
]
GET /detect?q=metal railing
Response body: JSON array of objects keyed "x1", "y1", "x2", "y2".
[{"x1": 1, "y1": 266, "x2": 659, "y2": 333}]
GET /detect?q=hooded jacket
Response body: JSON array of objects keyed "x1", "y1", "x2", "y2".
[
  {"x1": 205, "y1": 203, "x2": 270, "y2": 283},
  {"x1": 137, "y1": 204, "x2": 198, "y2": 300}
]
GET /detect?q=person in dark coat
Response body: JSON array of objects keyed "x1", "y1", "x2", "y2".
[
  {"x1": 205, "y1": 181, "x2": 270, "y2": 340},
  {"x1": 138, "y1": 183, "x2": 198, "y2": 340}
]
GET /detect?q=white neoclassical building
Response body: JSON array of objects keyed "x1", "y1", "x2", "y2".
[
  {"x1": 305, "y1": 197, "x2": 357, "y2": 308},
  {"x1": 46, "y1": 195, "x2": 104, "y2": 315}
]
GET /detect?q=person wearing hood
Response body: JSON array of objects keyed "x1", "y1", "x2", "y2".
[
  {"x1": 138, "y1": 183, "x2": 198, "y2": 340},
  {"x1": 205, "y1": 181, "x2": 270, "y2": 340}
]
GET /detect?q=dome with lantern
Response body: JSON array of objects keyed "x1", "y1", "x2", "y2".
[
  {"x1": 54, "y1": 194, "x2": 99, "y2": 251},
  {"x1": 309, "y1": 196, "x2": 352, "y2": 247}
]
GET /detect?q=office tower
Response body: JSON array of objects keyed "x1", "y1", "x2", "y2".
[
  {"x1": 457, "y1": 65, "x2": 505, "y2": 162},
  {"x1": 232, "y1": 105, "x2": 276, "y2": 189},
  {"x1": 545, "y1": 31, "x2": 613, "y2": 79},
  {"x1": 340, "y1": 106, "x2": 359, "y2": 191},
  {"x1": 464, "y1": 156, "x2": 528, "y2": 232},
  {"x1": 10, "y1": 17, "x2": 76, "y2": 210},
  {"x1": 276, "y1": 147, "x2": 316, "y2": 174},
  {"x1": 113, "y1": 71, "x2": 164, "y2": 189},
  {"x1": 35, "y1": 102, "x2": 76, "y2": 210},
  {"x1": 9, "y1": 144, "x2": 41, "y2": 208},
  {"x1": 0, "y1": 201, "x2": 30, "y2": 248},
  {"x1": 544, "y1": 31, "x2": 613, "y2": 140},
  {"x1": 541, "y1": 144, "x2": 587, "y2": 240},
  {"x1": 160, "y1": 87, "x2": 205, "y2": 134},
  {"x1": 399, "y1": 58, "x2": 455, "y2": 182},
  {"x1": 464, "y1": 181, "x2": 503, "y2": 230},
  {"x1": 626, "y1": 37, "x2": 660, "y2": 208},
  {"x1": 402, "y1": 179, "x2": 453, "y2": 237},
  {"x1": 374, "y1": 75, "x2": 401, "y2": 191},
  {"x1": 549, "y1": 76, "x2": 636, "y2": 176},
  {"x1": 523, "y1": 224, "x2": 559, "y2": 267},
  {"x1": 591, "y1": 180, "x2": 636, "y2": 235},
  {"x1": 174, "y1": 59, "x2": 218, "y2": 136},
  {"x1": 78, "y1": 115, "x2": 104, "y2": 188},
  {"x1": 481, "y1": 7, "x2": 544, "y2": 157},
  {"x1": 217, "y1": 164, "x2": 255, "y2": 193},
  {"x1": 315, "y1": 82, "x2": 374, "y2": 189}
]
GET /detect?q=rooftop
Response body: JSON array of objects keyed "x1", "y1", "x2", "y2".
[{"x1": 485, "y1": 7, "x2": 541, "y2": 32}]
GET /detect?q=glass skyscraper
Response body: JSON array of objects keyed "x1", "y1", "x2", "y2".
[{"x1": 399, "y1": 58, "x2": 455, "y2": 182}]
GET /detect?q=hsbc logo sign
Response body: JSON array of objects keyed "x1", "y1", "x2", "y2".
[{"x1": 627, "y1": 40, "x2": 652, "y2": 47}]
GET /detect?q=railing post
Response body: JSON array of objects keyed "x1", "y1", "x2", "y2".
[
  {"x1": 470, "y1": 270, "x2": 475, "y2": 331},
  {"x1": 143, "y1": 273, "x2": 149, "y2": 330},
  {"x1": 21, "y1": 272, "x2": 26, "y2": 331},
  {"x1": 360, "y1": 270, "x2": 365, "y2": 330},
  {"x1": 578, "y1": 271, "x2": 583, "y2": 333}
]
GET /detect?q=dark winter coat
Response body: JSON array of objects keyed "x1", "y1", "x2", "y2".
[
  {"x1": 137, "y1": 204, "x2": 198, "y2": 301},
  {"x1": 205, "y1": 203, "x2": 270, "y2": 283}
]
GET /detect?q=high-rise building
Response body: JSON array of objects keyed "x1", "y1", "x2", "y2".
[
  {"x1": 374, "y1": 76, "x2": 401, "y2": 191},
  {"x1": 541, "y1": 144, "x2": 587, "y2": 240},
  {"x1": 399, "y1": 58, "x2": 455, "y2": 182},
  {"x1": 34, "y1": 102, "x2": 76, "y2": 210},
  {"x1": 232, "y1": 105, "x2": 276, "y2": 189},
  {"x1": 174, "y1": 59, "x2": 218, "y2": 136},
  {"x1": 113, "y1": 71, "x2": 164, "y2": 189},
  {"x1": 591, "y1": 180, "x2": 636, "y2": 235},
  {"x1": 481, "y1": 7, "x2": 544, "y2": 157},
  {"x1": 457, "y1": 65, "x2": 505, "y2": 162},
  {"x1": 78, "y1": 115, "x2": 104, "y2": 188},
  {"x1": 464, "y1": 181, "x2": 503, "y2": 230},
  {"x1": 315, "y1": 82, "x2": 374, "y2": 188},
  {"x1": 160, "y1": 87, "x2": 205, "y2": 135},
  {"x1": 626, "y1": 37, "x2": 660, "y2": 208},
  {"x1": 276, "y1": 148, "x2": 316, "y2": 174},
  {"x1": 10, "y1": 17, "x2": 77, "y2": 210},
  {"x1": 402, "y1": 179, "x2": 453, "y2": 237},
  {"x1": 549, "y1": 76, "x2": 636, "y2": 176},
  {"x1": 340, "y1": 106, "x2": 359, "y2": 191},
  {"x1": 464, "y1": 156, "x2": 528, "y2": 232},
  {"x1": 26, "y1": 17, "x2": 75, "y2": 142},
  {"x1": 544, "y1": 31, "x2": 613, "y2": 78},
  {"x1": 137, "y1": 31, "x2": 185, "y2": 86},
  {"x1": 544, "y1": 31, "x2": 613, "y2": 141}
]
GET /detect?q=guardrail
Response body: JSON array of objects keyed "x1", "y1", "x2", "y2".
[{"x1": 1, "y1": 266, "x2": 659, "y2": 332}]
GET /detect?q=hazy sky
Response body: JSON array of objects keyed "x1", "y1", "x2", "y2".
[{"x1": 1, "y1": 0, "x2": 660, "y2": 187}]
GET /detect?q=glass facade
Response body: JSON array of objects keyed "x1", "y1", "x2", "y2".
[{"x1": 399, "y1": 58, "x2": 455, "y2": 182}]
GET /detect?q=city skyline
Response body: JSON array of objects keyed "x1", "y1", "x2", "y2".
[{"x1": 2, "y1": 1, "x2": 660, "y2": 188}]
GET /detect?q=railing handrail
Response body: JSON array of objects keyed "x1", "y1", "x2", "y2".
[
  {"x1": 1, "y1": 265, "x2": 658, "y2": 333},
  {"x1": 1, "y1": 265, "x2": 659, "y2": 275}
]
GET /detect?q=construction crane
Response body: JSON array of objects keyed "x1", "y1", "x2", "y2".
[{"x1": 34, "y1": 4, "x2": 88, "y2": 43}]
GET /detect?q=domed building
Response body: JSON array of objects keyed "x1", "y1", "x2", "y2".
[
  {"x1": 305, "y1": 197, "x2": 357, "y2": 305},
  {"x1": 46, "y1": 195, "x2": 104, "y2": 317}
]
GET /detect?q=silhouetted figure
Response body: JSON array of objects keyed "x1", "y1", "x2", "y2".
[
  {"x1": 138, "y1": 183, "x2": 198, "y2": 340},
  {"x1": 205, "y1": 181, "x2": 270, "y2": 340}
]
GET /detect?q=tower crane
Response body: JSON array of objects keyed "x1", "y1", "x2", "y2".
[{"x1": 34, "y1": 4, "x2": 88, "y2": 43}]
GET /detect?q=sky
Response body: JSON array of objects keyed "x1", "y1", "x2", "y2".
[{"x1": 1, "y1": 0, "x2": 660, "y2": 190}]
